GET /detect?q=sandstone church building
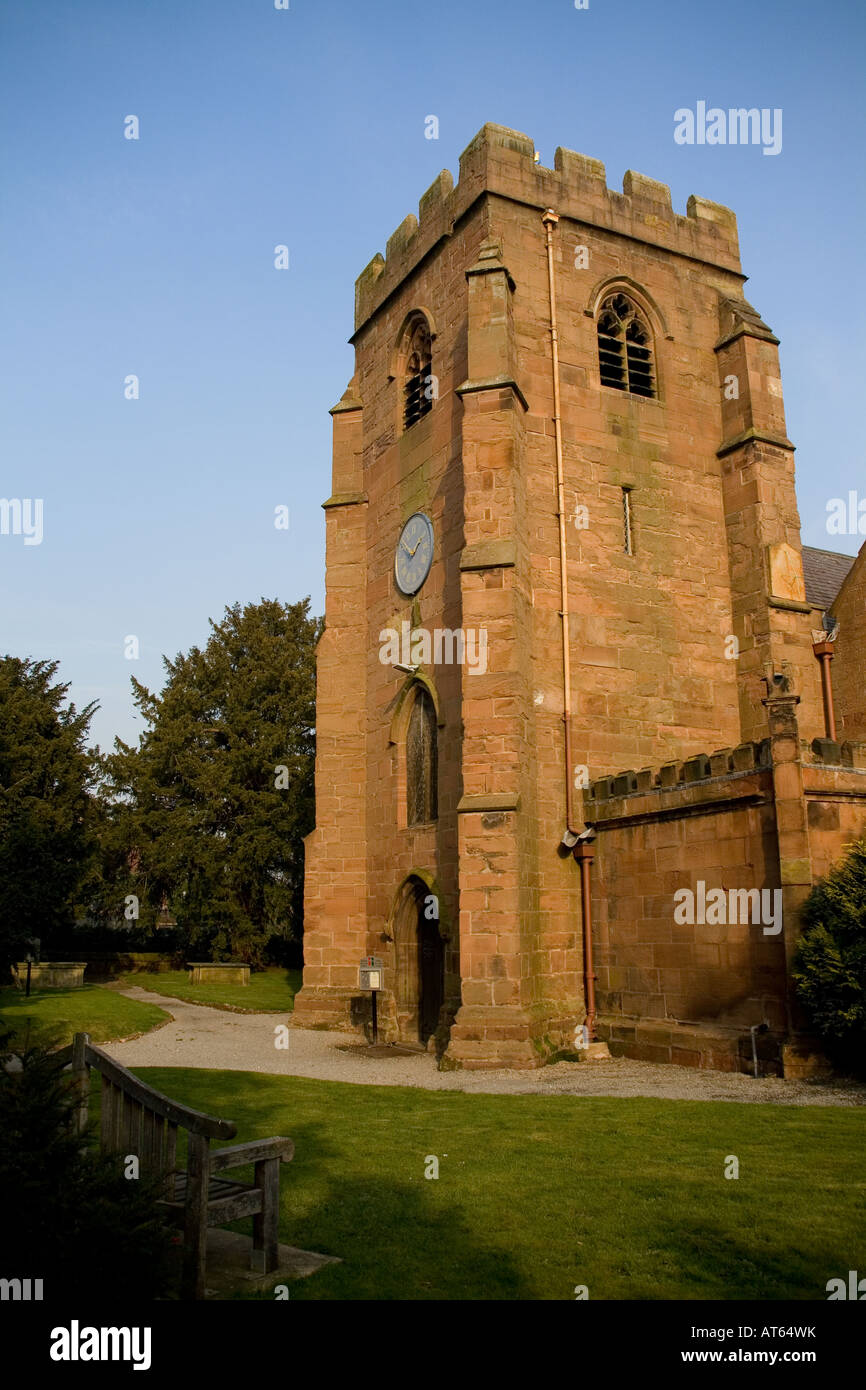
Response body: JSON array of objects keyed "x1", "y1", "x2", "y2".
[{"x1": 293, "y1": 123, "x2": 866, "y2": 1074}]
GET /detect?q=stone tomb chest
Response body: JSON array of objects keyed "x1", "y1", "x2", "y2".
[
  {"x1": 15, "y1": 962, "x2": 87, "y2": 989},
  {"x1": 187, "y1": 962, "x2": 250, "y2": 986}
]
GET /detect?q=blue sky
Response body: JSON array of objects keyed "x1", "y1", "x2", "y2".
[{"x1": 1, "y1": 0, "x2": 863, "y2": 750}]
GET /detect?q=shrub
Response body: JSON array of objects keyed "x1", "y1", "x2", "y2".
[{"x1": 792, "y1": 838, "x2": 866, "y2": 1074}]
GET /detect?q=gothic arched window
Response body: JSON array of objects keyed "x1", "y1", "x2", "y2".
[
  {"x1": 597, "y1": 293, "x2": 655, "y2": 398},
  {"x1": 403, "y1": 317, "x2": 433, "y2": 430},
  {"x1": 406, "y1": 686, "x2": 438, "y2": 826}
]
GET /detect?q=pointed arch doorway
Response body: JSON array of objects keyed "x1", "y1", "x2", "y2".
[{"x1": 391, "y1": 876, "x2": 445, "y2": 1047}]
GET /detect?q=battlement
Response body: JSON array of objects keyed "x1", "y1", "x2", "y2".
[
  {"x1": 586, "y1": 736, "x2": 866, "y2": 807},
  {"x1": 354, "y1": 122, "x2": 742, "y2": 334},
  {"x1": 801, "y1": 737, "x2": 866, "y2": 769},
  {"x1": 586, "y1": 741, "x2": 771, "y2": 805}
]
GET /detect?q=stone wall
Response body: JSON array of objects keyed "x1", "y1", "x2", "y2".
[
  {"x1": 802, "y1": 737, "x2": 866, "y2": 881},
  {"x1": 585, "y1": 733, "x2": 866, "y2": 1072},
  {"x1": 585, "y1": 744, "x2": 786, "y2": 1070},
  {"x1": 830, "y1": 542, "x2": 866, "y2": 740}
]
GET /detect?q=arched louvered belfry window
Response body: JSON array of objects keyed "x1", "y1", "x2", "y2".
[
  {"x1": 597, "y1": 292, "x2": 655, "y2": 398},
  {"x1": 406, "y1": 686, "x2": 438, "y2": 826},
  {"x1": 403, "y1": 317, "x2": 433, "y2": 430}
]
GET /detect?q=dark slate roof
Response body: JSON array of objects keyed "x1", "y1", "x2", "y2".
[{"x1": 801, "y1": 545, "x2": 857, "y2": 611}]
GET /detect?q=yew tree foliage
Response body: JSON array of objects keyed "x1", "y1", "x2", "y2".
[
  {"x1": 792, "y1": 838, "x2": 866, "y2": 1072},
  {"x1": 0, "y1": 657, "x2": 99, "y2": 968},
  {"x1": 105, "y1": 598, "x2": 320, "y2": 964}
]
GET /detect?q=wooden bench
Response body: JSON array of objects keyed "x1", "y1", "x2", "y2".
[{"x1": 55, "y1": 1032, "x2": 294, "y2": 1299}]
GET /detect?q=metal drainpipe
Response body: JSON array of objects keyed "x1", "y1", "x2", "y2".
[
  {"x1": 750, "y1": 1021, "x2": 769, "y2": 1079},
  {"x1": 573, "y1": 841, "x2": 597, "y2": 1040},
  {"x1": 542, "y1": 208, "x2": 575, "y2": 835},
  {"x1": 542, "y1": 208, "x2": 597, "y2": 1041}
]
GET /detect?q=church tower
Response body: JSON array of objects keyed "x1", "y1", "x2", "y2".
[{"x1": 293, "y1": 123, "x2": 853, "y2": 1072}]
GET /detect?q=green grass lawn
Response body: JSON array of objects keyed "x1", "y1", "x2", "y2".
[
  {"x1": 0, "y1": 985, "x2": 170, "y2": 1050},
  {"x1": 119, "y1": 966, "x2": 301, "y2": 1012},
  {"x1": 130, "y1": 1067, "x2": 866, "y2": 1301}
]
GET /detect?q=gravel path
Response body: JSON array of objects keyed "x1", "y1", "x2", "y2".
[{"x1": 103, "y1": 987, "x2": 866, "y2": 1107}]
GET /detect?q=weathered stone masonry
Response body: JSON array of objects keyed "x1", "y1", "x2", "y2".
[
  {"x1": 293, "y1": 122, "x2": 866, "y2": 1073},
  {"x1": 586, "y1": 726, "x2": 866, "y2": 1073}
]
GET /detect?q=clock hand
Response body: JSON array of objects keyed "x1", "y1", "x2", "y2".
[{"x1": 401, "y1": 540, "x2": 413, "y2": 555}]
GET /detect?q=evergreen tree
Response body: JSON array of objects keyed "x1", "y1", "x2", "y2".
[
  {"x1": 793, "y1": 838, "x2": 866, "y2": 1073},
  {"x1": 105, "y1": 598, "x2": 320, "y2": 964},
  {"x1": 0, "y1": 1028, "x2": 174, "y2": 1300},
  {"x1": 0, "y1": 657, "x2": 99, "y2": 970}
]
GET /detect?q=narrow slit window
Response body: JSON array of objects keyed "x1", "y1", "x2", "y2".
[
  {"x1": 622, "y1": 487, "x2": 634, "y2": 555},
  {"x1": 597, "y1": 293, "x2": 656, "y2": 398},
  {"x1": 406, "y1": 687, "x2": 438, "y2": 825}
]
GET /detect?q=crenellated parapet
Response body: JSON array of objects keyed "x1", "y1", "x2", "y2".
[
  {"x1": 585, "y1": 735, "x2": 866, "y2": 817},
  {"x1": 353, "y1": 122, "x2": 742, "y2": 334},
  {"x1": 801, "y1": 737, "x2": 866, "y2": 769},
  {"x1": 586, "y1": 740, "x2": 772, "y2": 806}
]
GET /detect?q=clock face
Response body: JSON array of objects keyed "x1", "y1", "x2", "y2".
[{"x1": 395, "y1": 512, "x2": 434, "y2": 596}]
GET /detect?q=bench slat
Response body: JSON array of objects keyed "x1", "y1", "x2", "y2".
[
  {"x1": 71, "y1": 1032, "x2": 89, "y2": 1137},
  {"x1": 107, "y1": 1080, "x2": 122, "y2": 1153},
  {"x1": 140, "y1": 1108, "x2": 158, "y2": 1175},
  {"x1": 110, "y1": 1081, "x2": 121, "y2": 1152},
  {"x1": 210, "y1": 1137, "x2": 295, "y2": 1172},
  {"x1": 203, "y1": 1191, "x2": 263, "y2": 1226},
  {"x1": 157, "y1": 1188, "x2": 263, "y2": 1226},
  {"x1": 183, "y1": 1132, "x2": 211, "y2": 1301},
  {"x1": 154, "y1": 1111, "x2": 167, "y2": 1175},
  {"x1": 100, "y1": 1075, "x2": 114, "y2": 1150},
  {"x1": 122, "y1": 1092, "x2": 142, "y2": 1160},
  {"x1": 163, "y1": 1122, "x2": 178, "y2": 1199},
  {"x1": 165, "y1": 1173, "x2": 255, "y2": 1201}
]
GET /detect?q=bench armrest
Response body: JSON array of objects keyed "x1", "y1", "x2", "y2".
[{"x1": 209, "y1": 1137, "x2": 294, "y2": 1172}]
